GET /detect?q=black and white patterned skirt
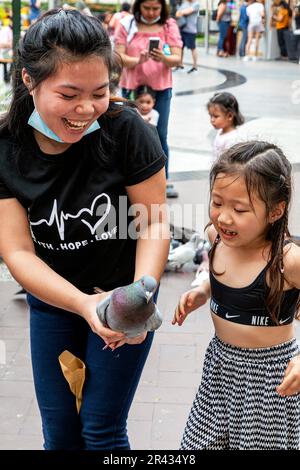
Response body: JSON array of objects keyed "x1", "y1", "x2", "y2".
[{"x1": 181, "y1": 335, "x2": 300, "y2": 450}]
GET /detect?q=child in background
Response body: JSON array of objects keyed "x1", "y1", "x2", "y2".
[
  {"x1": 208, "y1": 92, "x2": 245, "y2": 160},
  {"x1": 135, "y1": 85, "x2": 160, "y2": 126},
  {"x1": 173, "y1": 141, "x2": 300, "y2": 450}
]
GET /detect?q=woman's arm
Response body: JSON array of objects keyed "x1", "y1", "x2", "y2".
[
  {"x1": 115, "y1": 43, "x2": 149, "y2": 69},
  {"x1": 150, "y1": 46, "x2": 182, "y2": 67},
  {"x1": 126, "y1": 168, "x2": 170, "y2": 283},
  {"x1": 216, "y1": 3, "x2": 226, "y2": 22},
  {"x1": 0, "y1": 198, "x2": 125, "y2": 346},
  {"x1": 104, "y1": 168, "x2": 169, "y2": 348}
]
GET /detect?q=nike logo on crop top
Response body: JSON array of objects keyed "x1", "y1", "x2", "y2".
[{"x1": 209, "y1": 267, "x2": 299, "y2": 327}]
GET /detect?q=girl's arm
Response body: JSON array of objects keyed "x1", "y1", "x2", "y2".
[
  {"x1": 283, "y1": 243, "x2": 300, "y2": 290},
  {"x1": 0, "y1": 198, "x2": 125, "y2": 347},
  {"x1": 173, "y1": 223, "x2": 214, "y2": 326},
  {"x1": 172, "y1": 279, "x2": 210, "y2": 326},
  {"x1": 276, "y1": 243, "x2": 300, "y2": 396}
]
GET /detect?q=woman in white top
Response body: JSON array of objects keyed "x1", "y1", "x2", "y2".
[{"x1": 245, "y1": 0, "x2": 265, "y2": 60}]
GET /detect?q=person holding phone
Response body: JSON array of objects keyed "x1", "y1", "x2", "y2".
[{"x1": 115, "y1": 0, "x2": 182, "y2": 198}]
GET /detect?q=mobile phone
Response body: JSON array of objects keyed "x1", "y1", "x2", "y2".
[{"x1": 149, "y1": 37, "x2": 160, "y2": 53}]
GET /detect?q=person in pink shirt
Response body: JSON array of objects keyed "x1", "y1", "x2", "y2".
[
  {"x1": 109, "y1": 2, "x2": 132, "y2": 38},
  {"x1": 114, "y1": 0, "x2": 182, "y2": 198}
]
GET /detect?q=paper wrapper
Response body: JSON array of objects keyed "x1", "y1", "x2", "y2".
[{"x1": 58, "y1": 350, "x2": 86, "y2": 413}]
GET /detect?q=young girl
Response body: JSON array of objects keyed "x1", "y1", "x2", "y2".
[
  {"x1": 135, "y1": 85, "x2": 160, "y2": 126},
  {"x1": 173, "y1": 141, "x2": 300, "y2": 450},
  {"x1": 0, "y1": 9, "x2": 169, "y2": 450},
  {"x1": 208, "y1": 92, "x2": 245, "y2": 160}
]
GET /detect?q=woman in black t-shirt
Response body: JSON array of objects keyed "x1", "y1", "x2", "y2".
[{"x1": 0, "y1": 9, "x2": 169, "y2": 450}]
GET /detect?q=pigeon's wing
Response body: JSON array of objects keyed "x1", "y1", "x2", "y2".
[
  {"x1": 96, "y1": 295, "x2": 111, "y2": 327},
  {"x1": 144, "y1": 304, "x2": 163, "y2": 332}
]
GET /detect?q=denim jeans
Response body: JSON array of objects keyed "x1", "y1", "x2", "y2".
[
  {"x1": 239, "y1": 28, "x2": 248, "y2": 57},
  {"x1": 122, "y1": 87, "x2": 172, "y2": 179},
  {"x1": 217, "y1": 20, "x2": 230, "y2": 52},
  {"x1": 28, "y1": 293, "x2": 155, "y2": 450}
]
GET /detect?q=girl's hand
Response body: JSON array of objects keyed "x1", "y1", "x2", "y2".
[
  {"x1": 277, "y1": 354, "x2": 300, "y2": 396},
  {"x1": 81, "y1": 292, "x2": 126, "y2": 349},
  {"x1": 149, "y1": 48, "x2": 165, "y2": 63},
  {"x1": 172, "y1": 288, "x2": 208, "y2": 326}
]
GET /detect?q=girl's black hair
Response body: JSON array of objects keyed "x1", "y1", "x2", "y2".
[
  {"x1": 134, "y1": 85, "x2": 156, "y2": 100},
  {"x1": 132, "y1": 0, "x2": 169, "y2": 24},
  {"x1": 207, "y1": 92, "x2": 245, "y2": 126},
  {"x1": 0, "y1": 8, "x2": 122, "y2": 149},
  {"x1": 209, "y1": 140, "x2": 299, "y2": 324}
]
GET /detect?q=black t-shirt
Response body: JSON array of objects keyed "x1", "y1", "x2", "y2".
[{"x1": 0, "y1": 105, "x2": 166, "y2": 292}]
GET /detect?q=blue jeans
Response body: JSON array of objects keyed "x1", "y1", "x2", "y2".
[
  {"x1": 239, "y1": 28, "x2": 248, "y2": 57},
  {"x1": 217, "y1": 21, "x2": 230, "y2": 52},
  {"x1": 28, "y1": 293, "x2": 155, "y2": 450},
  {"x1": 122, "y1": 87, "x2": 172, "y2": 179}
]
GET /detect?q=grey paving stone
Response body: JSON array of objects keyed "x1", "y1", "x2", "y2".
[
  {"x1": 127, "y1": 420, "x2": 152, "y2": 450},
  {"x1": 129, "y1": 402, "x2": 154, "y2": 421}
]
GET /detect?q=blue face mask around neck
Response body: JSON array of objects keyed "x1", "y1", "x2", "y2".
[
  {"x1": 140, "y1": 15, "x2": 161, "y2": 24},
  {"x1": 27, "y1": 108, "x2": 100, "y2": 143}
]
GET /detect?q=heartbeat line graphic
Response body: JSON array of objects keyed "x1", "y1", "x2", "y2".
[{"x1": 30, "y1": 194, "x2": 111, "y2": 241}]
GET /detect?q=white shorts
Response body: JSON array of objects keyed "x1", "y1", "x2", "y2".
[{"x1": 248, "y1": 23, "x2": 264, "y2": 33}]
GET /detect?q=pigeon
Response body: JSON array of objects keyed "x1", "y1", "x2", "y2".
[
  {"x1": 193, "y1": 248, "x2": 204, "y2": 265},
  {"x1": 96, "y1": 275, "x2": 162, "y2": 338},
  {"x1": 170, "y1": 239, "x2": 181, "y2": 250},
  {"x1": 167, "y1": 233, "x2": 202, "y2": 270},
  {"x1": 191, "y1": 250, "x2": 210, "y2": 287}
]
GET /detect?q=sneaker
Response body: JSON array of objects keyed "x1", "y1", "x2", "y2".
[
  {"x1": 14, "y1": 288, "x2": 27, "y2": 299},
  {"x1": 166, "y1": 183, "x2": 174, "y2": 189},
  {"x1": 187, "y1": 67, "x2": 197, "y2": 74},
  {"x1": 166, "y1": 187, "x2": 178, "y2": 198},
  {"x1": 173, "y1": 66, "x2": 184, "y2": 72}
]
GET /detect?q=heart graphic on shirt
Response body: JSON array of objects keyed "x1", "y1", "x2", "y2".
[
  {"x1": 80, "y1": 193, "x2": 112, "y2": 235},
  {"x1": 30, "y1": 193, "x2": 112, "y2": 241}
]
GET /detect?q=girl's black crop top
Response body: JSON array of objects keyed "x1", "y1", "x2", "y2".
[{"x1": 209, "y1": 266, "x2": 299, "y2": 327}]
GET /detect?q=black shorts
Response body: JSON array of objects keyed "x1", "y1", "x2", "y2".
[{"x1": 181, "y1": 31, "x2": 196, "y2": 50}]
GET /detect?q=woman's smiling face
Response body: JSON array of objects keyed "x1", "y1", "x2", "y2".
[{"x1": 25, "y1": 56, "x2": 110, "y2": 147}]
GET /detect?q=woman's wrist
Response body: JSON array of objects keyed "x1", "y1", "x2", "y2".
[{"x1": 71, "y1": 291, "x2": 91, "y2": 316}]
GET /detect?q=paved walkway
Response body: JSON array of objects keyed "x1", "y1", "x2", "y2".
[{"x1": 1, "y1": 48, "x2": 300, "y2": 449}]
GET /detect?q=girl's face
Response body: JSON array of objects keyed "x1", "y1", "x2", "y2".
[
  {"x1": 136, "y1": 93, "x2": 155, "y2": 115},
  {"x1": 26, "y1": 56, "x2": 110, "y2": 147},
  {"x1": 140, "y1": 0, "x2": 162, "y2": 22},
  {"x1": 210, "y1": 173, "x2": 270, "y2": 248},
  {"x1": 208, "y1": 104, "x2": 233, "y2": 132}
]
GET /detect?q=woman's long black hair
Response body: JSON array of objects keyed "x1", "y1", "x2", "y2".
[{"x1": 0, "y1": 8, "x2": 122, "y2": 155}]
